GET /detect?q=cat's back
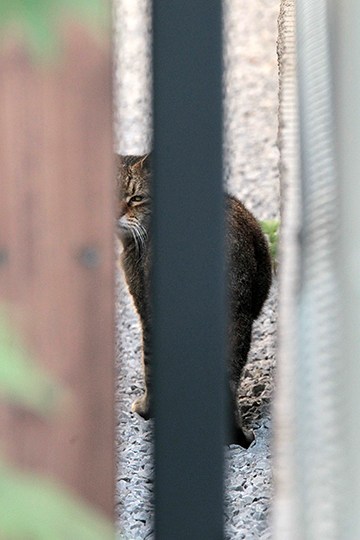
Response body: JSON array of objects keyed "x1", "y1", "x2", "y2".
[{"x1": 226, "y1": 194, "x2": 272, "y2": 319}]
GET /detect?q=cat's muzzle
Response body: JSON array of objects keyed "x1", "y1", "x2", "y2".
[{"x1": 117, "y1": 218, "x2": 131, "y2": 238}]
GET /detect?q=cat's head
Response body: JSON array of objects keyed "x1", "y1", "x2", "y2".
[{"x1": 116, "y1": 154, "x2": 151, "y2": 248}]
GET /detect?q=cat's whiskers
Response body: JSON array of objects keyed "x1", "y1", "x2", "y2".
[
  {"x1": 132, "y1": 220, "x2": 148, "y2": 259},
  {"x1": 134, "y1": 222, "x2": 147, "y2": 250},
  {"x1": 126, "y1": 218, "x2": 147, "y2": 260},
  {"x1": 118, "y1": 218, "x2": 140, "y2": 256},
  {"x1": 131, "y1": 224, "x2": 141, "y2": 257}
]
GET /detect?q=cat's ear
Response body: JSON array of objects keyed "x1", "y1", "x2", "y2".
[{"x1": 134, "y1": 153, "x2": 151, "y2": 172}]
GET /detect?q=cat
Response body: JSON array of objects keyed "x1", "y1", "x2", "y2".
[{"x1": 116, "y1": 153, "x2": 272, "y2": 448}]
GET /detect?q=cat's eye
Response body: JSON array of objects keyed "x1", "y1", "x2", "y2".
[{"x1": 129, "y1": 195, "x2": 144, "y2": 204}]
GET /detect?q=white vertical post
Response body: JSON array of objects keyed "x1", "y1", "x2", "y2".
[{"x1": 329, "y1": 1, "x2": 360, "y2": 538}]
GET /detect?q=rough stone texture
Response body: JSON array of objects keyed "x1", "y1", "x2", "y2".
[
  {"x1": 114, "y1": 1, "x2": 280, "y2": 538},
  {"x1": 273, "y1": 1, "x2": 300, "y2": 538}
]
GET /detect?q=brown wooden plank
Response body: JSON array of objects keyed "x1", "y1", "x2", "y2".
[{"x1": 0, "y1": 20, "x2": 114, "y2": 516}]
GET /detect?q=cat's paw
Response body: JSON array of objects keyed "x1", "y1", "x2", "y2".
[
  {"x1": 239, "y1": 427, "x2": 255, "y2": 449},
  {"x1": 229, "y1": 426, "x2": 255, "y2": 449},
  {"x1": 131, "y1": 394, "x2": 151, "y2": 420}
]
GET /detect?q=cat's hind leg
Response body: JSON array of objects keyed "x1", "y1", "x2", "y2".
[
  {"x1": 228, "y1": 379, "x2": 255, "y2": 448},
  {"x1": 228, "y1": 314, "x2": 255, "y2": 448}
]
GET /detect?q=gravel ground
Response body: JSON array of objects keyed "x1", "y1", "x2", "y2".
[{"x1": 114, "y1": 1, "x2": 280, "y2": 538}]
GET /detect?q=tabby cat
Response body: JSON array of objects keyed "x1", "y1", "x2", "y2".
[{"x1": 116, "y1": 154, "x2": 272, "y2": 448}]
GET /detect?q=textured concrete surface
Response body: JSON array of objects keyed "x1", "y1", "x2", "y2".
[{"x1": 114, "y1": 1, "x2": 280, "y2": 538}]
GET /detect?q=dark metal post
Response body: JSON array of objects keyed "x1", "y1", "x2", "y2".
[{"x1": 152, "y1": 1, "x2": 225, "y2": 538}]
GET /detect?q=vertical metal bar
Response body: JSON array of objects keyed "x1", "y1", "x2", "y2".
[
  {"x1": 152, "y1": 1, "x2": 225, "y2": 539},
  {"x1": 328, "y1": 1, "x2": 360, "y2": 538}
]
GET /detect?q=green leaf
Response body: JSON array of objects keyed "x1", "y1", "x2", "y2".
[
  {"x1": 0, "y1": 460, "x2": 114, "y2": 540},
  {"x1": 260, "y1": 219, "x2": 280, "y2": 268},
  {"x1": 0, "y1": 0, "x2": 108, "y2": 61},
  {"x1": 0, "y1": 314, "x2": 61, "y2": 416},
  {"x1": 20, "y1": 1, "x2": 60, "y2": 60}
]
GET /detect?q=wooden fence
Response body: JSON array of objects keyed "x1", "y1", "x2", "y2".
[{"x1": 0, "y1": 19, "x2": 114, "y2": 515}]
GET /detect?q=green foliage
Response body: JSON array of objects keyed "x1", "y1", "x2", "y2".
[
  {"x1": 260, "y1": 219, "x2": 280, "y2": 271},
  {"x1": 0, "y1": 314, "x2": 115, "y2": 539},
  {"x1": 0, "y1": 314, "x2": 60, "y2": 415},
  {"x1": 0, "y1": 0, "x2": 107, "y2": 59},
  {"x1": 0, "y1": 461, "x2": 114, "y2": 540}
]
